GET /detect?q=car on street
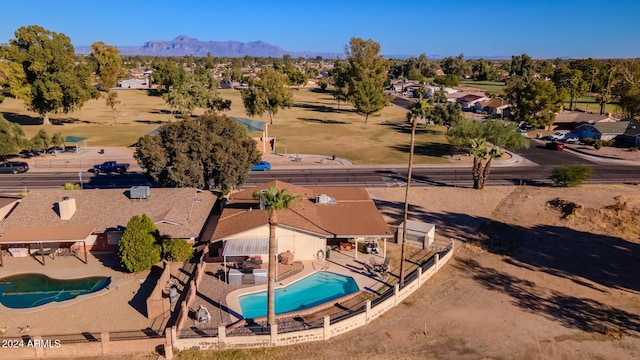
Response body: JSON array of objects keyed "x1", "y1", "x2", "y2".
[
  {"x1": 251, "y1": 161, "x2": 271, "y2": 171},
  {"x1": 545, "y1": 141, "x2": 565, "y2": 150},
  {"x1": 562, "y1": 136, "x2": 580, "y2": 144},
  {"x1": 0, "y1": 161, "x2": 29, "y2": 174}
]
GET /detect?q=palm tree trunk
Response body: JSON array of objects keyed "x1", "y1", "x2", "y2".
[
  {"x1": 472, "y1": 157, "x2": 483, "y2": 189},
  {"x1": 479, "y1": 157, "x2": 494, "y2": 190},
  {"x1": 399, "y1": 118, "x2": 417, "y2": 287},
  {"x1": 267, "y1": 211, "x2": 277, "y2": 327}
]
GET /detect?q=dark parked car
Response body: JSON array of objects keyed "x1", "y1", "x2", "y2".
[
  {"x1": 545, "y1": 141, "x2": 565, "y2": 150},
  {"x1": 92, "y1": 161, "x2": 130, "y2": 174},
  {"x1": 0, "y1": 161, "x2": 29, "y2": 174}
]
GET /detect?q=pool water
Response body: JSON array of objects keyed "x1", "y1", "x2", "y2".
[
  {"x1": 0, "y1": 273, "x2": 110, "y2": 309},
  {"x1": 239, "y1": 271, "x2": 359, "y2": 318}
]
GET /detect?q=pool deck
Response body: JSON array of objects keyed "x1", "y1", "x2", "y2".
[
  {"x1": 198, "y1": 250, "x2": 390, "y2": 325},
  {"x1": 0, "y1": 252, "x2": 158, "y2": 335}
]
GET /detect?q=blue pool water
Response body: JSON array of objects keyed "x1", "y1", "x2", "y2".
[
  {"x1": 238, "y1": 271, "x2": 359, "y2": 318},
  {"x1": 0, "y1": 273, "x2": 110, "y2": 309}
]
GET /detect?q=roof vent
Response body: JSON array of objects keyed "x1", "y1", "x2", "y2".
[
  {"x1": 315, "y1": 194, "x2": 336, "y2": 205},
  {"x1": 59, "y1": 197, "x2": 76, "y2": 220},
  {"x1": 130, "y1": 186, "x2": 150, "y2": 199}
]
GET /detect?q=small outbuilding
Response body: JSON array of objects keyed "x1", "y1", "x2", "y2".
[{"x1": 396, "y1": 220, "x2": 436, "y2": 249}]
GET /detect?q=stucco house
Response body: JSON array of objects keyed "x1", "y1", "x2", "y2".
[
  {"x1": 575, "y1": 120, "x2": 630, "y2": 141},
  {"x1": 207, "y1": 181, "x2": 393, "y2": 264},
  {"x1": 0, "y1": 188, "x2": 215, "y2": 265},
  {"x1": 553, "y1": 111, "x2": 618, "y2": 130}
]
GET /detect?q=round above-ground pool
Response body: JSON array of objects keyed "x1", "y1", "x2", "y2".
[
  {"x1": 239, "y1": 271, "x2": 359, "y2": 318},
  {"x1": 0, "y1": 273, "x2": 110, "y2": 309}
]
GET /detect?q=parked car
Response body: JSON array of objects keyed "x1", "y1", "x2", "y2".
[
  {"x1": 251, "y1": 161, "x2": 271, "y2": 171},
  {"x1": 550, "y1": 131, "x2": 569, "y2": 141},
  {"x1": 562, "y1": 136, "x2": 580, "y2": 144},
  {"x1": 545, "y1": 141, "x2": 565, "y2": 150},
  {"x1": 92, "y1": 161, "x2": 130, "y2": 174},
  {"x1": 0, "y1": 161, "x2": 29, "y2": 174}
]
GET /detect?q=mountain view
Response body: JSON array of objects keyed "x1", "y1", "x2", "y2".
[{"x1": 75, "y1": 35, "x2": 341, "y2": 58}]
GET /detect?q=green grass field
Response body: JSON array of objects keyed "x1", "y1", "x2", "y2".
[
  {"x1": 458, "y1": 80, "x2": 505, "y2": 95},
  {"x1": 0, "y1": 88, "x2": 451, "y2": 165}
]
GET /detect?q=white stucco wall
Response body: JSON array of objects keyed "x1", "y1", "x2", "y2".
[{"x1": 225, "y1": 225, "x2": 326, "y2": 261}]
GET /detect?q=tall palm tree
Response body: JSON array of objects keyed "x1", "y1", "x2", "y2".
[
  {"x1": 252, "y1": 185, "x2": 300, "y2": 327},
  {"x1": 400, "y1": 100, "x2": 430, "y2": 287}
]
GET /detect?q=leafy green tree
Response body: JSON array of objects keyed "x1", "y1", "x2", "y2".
[
  {"x1": 351, "y1": 81, "x2": 388, "y2": 124},
  {"x1": 118, "y1": 214, "x2": 162, "y2": 273},
  {"x1": 440, "y1": 54, "x2": 468, "y2": 78},
  {"x1": 30, "y1": 129, "x2": 50, "y2": 152},
  {"x1": 1, "y1": 25, "x2": 99, "y2": 125},
  {"x1": 90, "y1": 42, "x2": 124, "y2": 125},
  {"x1": 252, "y1": 185, "x2": 300, "y2": 328},
  {"x1": 241, "y1": 68, "x2": 293, "y2": 125},
  {"x1": 510, "y1": 53, "x2": 535, "y2": 83},
  {"x1": 506, "y1": 79, "x2": 566, "y2": 128},
  {"x1": 318, "y1": 79, "x2": 328, "y2": 90},
  {"x1": 550, "y1": 164, "x2": 593, "y2": 187},
  {"x1": 135, "y1": 113, "x2": 261, "y2": 193},
  {"x1": 0, "y1": 115, "x2": 29, "y2": 160},
  {"x1": 430, "y1": 102, "x2": 464, "y2": 130},
  {"x1": 552, "y1": 67, "x2": 585, "y2": 111},
  {"x1": 448, "y1": 118, "x2": 529, "y2": 189},
  {"x1": 344, "y1": 38, "x2": 391, "y2": 123},
  {"x1": 152, "y1": 59, "x2": 187, "y2": 92},
  {"x1": 330, "y1": 60, "x2": 350, "y2": 109},
  {"x1": 51, "y1": 132, "x2": 64, "y2": 148},
  {"x1": 433, "y1": 74, "x2": 459, "y2": 87},
  {"x1": 162, "y1": 239, "x2": 194, "y2": 262},
  {"x1": 407, "y1": 68, "x2": 426, "y2": 82}
]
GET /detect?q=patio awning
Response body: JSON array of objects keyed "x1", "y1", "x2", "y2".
[
  {"x1": 0, "y1": 226, "x2": 96, "y2": 244},
  {"x1": 222, "y1": 238, "x2": 271, "y2": 257}
]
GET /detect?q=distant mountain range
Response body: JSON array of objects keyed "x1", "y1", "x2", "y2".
[{"x1": 75, "y1": 35, "x2": 342, "y2": 58}]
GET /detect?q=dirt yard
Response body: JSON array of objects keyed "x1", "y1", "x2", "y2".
[{"x1": 95, "y1": 185, "x2": 640, "y2": 360}]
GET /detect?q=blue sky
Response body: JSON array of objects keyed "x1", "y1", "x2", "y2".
[{"x1": 1, "y1": 0, "x2": 638, "y2": 58}]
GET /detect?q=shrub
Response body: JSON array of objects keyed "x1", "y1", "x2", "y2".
[
  {"x1": 582, "y1": 138, "x2": 595, "y2": 146},
  {"x1": 60, "y1": 183, "x2": 80, "y2": 190},
  {"x1": 594, "y1": 140, "x2": 602, "y2": 150},
  {"x1": 118, "y1": 214, "x2": 162, "y2": 272},
  {"x1": 163, "y1": 238, "x2": 194, "y2": 262},
  {"x1": 629, "y1": 146, "x2": 638, "y2": 152},
  {"x1": 550, "y1": 164, "x2": 593, "y2": 187}
]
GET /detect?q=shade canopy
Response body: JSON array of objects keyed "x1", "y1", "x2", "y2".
[
  {"x1": 231, "y1": 117, "x2": 266, "y2": 132},
  {"x1": 64, "y1": 136, "x2": 87, "y2": 143},
  {"x1": 222, "y1": 237, "x2": 271, "y2": 257}
]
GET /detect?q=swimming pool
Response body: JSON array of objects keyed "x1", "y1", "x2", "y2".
[
  {"x1": 238, "y1": 271, "x2": 359, "y2": 318},
  {"x1": 0, "y1": 273, "x2": 110, "y2": 309}
]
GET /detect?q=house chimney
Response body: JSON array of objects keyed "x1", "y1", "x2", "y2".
[{"x1": 59, "y1": 197, "x2": 76, "y2": 220}]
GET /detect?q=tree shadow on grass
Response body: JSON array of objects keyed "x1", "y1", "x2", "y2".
[
  {"x1": 381, "y1": 121, "x2": 445, "y2": 136},
  {"x1": 297, "y1": 117, "x2": 351, "y2": 124},
  {"x1": 3, "y1": 112, "x2": 44, "y2": 125},
  {"x1": 145, "y1": 89, "x2": 163, "y2": 97},
  {"x1": 135, "y1": 120, "x2": 167, "y2": 125},
  {"x1": 150, "y1": 109, "x2": 172, "y2": 115},
  {"x1": 293, "y1": 103, "x2": 354, "y2": 113},
  {"x1": 456, "y1": 258, "x2": 640, "y2": 338},
  {"x1": 390, "y1": 142, "x2": 453, "y2": 157}
]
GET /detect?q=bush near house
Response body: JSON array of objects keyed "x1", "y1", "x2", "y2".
[
  {"x1": 550, "y1": 164, "x2": 593, "y2": 187},
  {"x1": 117, "y1": 214, "x2": 162, "y2": 272},
  {"x1": 163, "y1": 238, "x2": 193, "y2": 262}
]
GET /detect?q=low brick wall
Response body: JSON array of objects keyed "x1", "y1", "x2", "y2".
[{"x1": 173, "y1": 241, "x2": 455, "y2": 351}]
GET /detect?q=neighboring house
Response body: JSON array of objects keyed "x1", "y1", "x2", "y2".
[
  {"x1": 117, "y1": 78, "x2": 148, "y2": 89},
  {"x1": 622, "y1": 119, "x2": 640, "y2": 147},
  {"x1": 445, "y1": 91, "x2": 482, "y2": 103},
  {"x1": 553, "y1": 111, "x2": 618, "y2": 130},
  {"x1": 575, "y1": 120, "x2": 630, "y2": 141},
  {"x1": 208, "y1": 181, "x2": 393, "y2": 263},
  {"x1": 0, "y1": 188, "x2": 215, "y2": 253},
  {"x1": 457, "y1": 94, "x2": 488, "y2": 111},
  {"x1": 475, "y1": 98, "x2": 509, "y2": 117}
]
